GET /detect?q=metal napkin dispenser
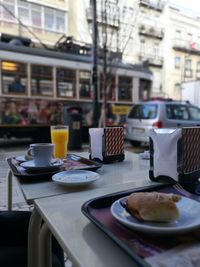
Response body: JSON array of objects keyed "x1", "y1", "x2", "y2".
[
  {"x1": 89, "y1": 127, "x2": 125, "y2": 163},
  {"x1": 149, "y1": 127, "x2": 200, "y2": 195}
]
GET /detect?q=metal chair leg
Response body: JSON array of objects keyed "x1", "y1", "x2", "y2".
[
  {"x1": 39, "y1": 222, "x2": 52, "y2": 267},
  {"x1": 7, "y1": 169, "x2": 13, "y2": 211},
  {"x1": 28, "y1": 208, "x2": 42, "y2": 267}
]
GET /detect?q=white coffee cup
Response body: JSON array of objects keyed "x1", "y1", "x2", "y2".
[{"x1": 27, "y1": 143, "x2": 54, "y2": 167}]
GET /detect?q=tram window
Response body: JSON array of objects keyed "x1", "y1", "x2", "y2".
[
  {"x1": 31, "y1": 65, "x2": 53, "y2": 96},
  {"x1": 57, "y1": 68, "x2": 76, "y2": 98},
  {"x1": 79, "y1": 71, "x2": 91, "y2": 98},
  {"x1": 1, "y1": 61, "x2": 27, "y2": 94},
  {"x1": 139, "y1": 79, "x2": 151, "y2": 100},
  {"x1": 118, "y1": 76, "x2": 132, "y2": 101},
  {"x1": 100, "y1": 74, "x2": 116, "y2": 101}
]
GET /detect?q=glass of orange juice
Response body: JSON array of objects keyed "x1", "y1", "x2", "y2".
[{"x1": 50, "y1": 125, "x2": 69, "y2": 158}]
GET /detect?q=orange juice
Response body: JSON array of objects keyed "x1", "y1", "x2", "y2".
[{"x1": 51, "y1": 128, "x2": 69, "y2": 158}]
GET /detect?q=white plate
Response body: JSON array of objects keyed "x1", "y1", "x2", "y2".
[
  {"x1": 16, "y1": 155, "x2": 27, "y2": 162},
  {"x1": 20, "y1": 159, "x2": 63, "y2": 172},
  {"x1": 52, "y1": 170, "x2": 100, "y2": 186},
  {"x1": 110, "y1": 196, "x2": 200, "y2": 234}
]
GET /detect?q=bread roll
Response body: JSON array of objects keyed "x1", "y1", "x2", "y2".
[{"x1": 126, "y1": 192, "x2": 181, "y2": 222}]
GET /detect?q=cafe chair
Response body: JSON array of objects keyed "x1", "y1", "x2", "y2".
[{"x1": 0, "y1": 210, "x2": 65, "y2": 267}]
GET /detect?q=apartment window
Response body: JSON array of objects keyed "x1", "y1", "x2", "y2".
[
  {"x1": 184, "y1": 59, "x2": 192, "y2": 78},
  {"x1": 44, "y1": 7, "x2": 65, "y2": 32},
  {"x1": 175, "y1": 56, "x2": 181, "y2": 69},
  {"x1": 197, "y1": 61, "x2": 200, "y2": 71},
  {"x1": 175, "y1": 30, "x2": 181, "y2": 39},
  {"x1": 44, "y1": 7, "x2": 54, "y2": 30},
  {"x1": 196, "y1": 61, "x2": 200, "y2": 79},
  {"x1": 154, "y1": 43, "x2": 160, "y2": 59},
  {"x1": 122, "y1": 6, "x2": 133, "y2": 19},
  {"x1": 188, "y1": 33, "x2": 192, "y2": 41},
  {"x1": 140, "y1": 39, "x2": 145, "y2": 56},
  {"x1": 18, "y1": 1, "x2": 30, "y2": 25},
  {"x1": 2, "y1": 0, "x2": 15, "y2": 21},
  {"x1": 185, "y1": 59, "x2": 191, "y2": 70},
  {"x1": 174, "y1": 83, "x2": 181, "y2": 92},
  {"x1": 31, "y1": 4, "x2": 41, "y2": 28},
  {"x1": 55, "y1": 11, "x2": 65, "y2": 32}
]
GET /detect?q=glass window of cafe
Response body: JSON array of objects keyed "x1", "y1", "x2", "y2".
[
  {"x1": 118, "y1": 76, "x2": 132, "y2": 101},
  {"x1": 1, "y1": 61, "x2": 27, "y2": 94},
  {"x1": 56, "y1": 68, "x2": 76, "y2": 98},
  {"x1": 99, "y1": 74, "x2": 116, "y2": 101},
  {"x1": 31, "y1": 64, "x2": 53, "y2": 96},
  {"x1": 79, "y1": 71, "x2": 91, "y2": 99}
]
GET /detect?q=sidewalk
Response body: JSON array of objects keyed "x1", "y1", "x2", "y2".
[{"x1": 0, "y1": 148, "x2": 28, "y2": 210}]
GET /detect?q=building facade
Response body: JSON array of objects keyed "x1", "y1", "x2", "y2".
[
  {"x1": 0, "y1": 0, "x2": 68, "y2": 46},
  {"x1": 164, "y1": 4, "x2": 200, "y2": 100},
  {"x1": 1, "y1": 0, "x2": 200, "y2": 101}
]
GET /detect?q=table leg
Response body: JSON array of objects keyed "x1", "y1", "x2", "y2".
[
  {"x1": 28, "y1": 208, "x2": 42, "y2": 267},
  {"x1": 7, "y1": 169, "x2": 12, "y2": 211},
  {"x1": 39, "y1": 223, "x2": 52, "y2": 267}
]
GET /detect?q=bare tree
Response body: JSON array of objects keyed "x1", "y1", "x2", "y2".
[{"x1": 97, "y1": 0, "x2": 137, "y2": 127}]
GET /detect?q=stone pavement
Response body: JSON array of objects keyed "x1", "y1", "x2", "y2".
[{"x1": 0, "y1": 148, "x2": 29, "y2": 210}]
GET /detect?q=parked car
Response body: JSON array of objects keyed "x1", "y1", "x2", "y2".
[{"x1": 124, "y1": 99, "x2": 200, "y2": 146}]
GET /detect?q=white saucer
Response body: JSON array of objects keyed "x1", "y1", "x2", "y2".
[
  {"x1": 16, "y1": 155, "x2": 27, "y2": 162},
  {"x1": 52, "y1": 170, "x2": 100, "y2": 186},
  {"x1": 20, "y1": 159, "x2": 63, "y2": 172}
]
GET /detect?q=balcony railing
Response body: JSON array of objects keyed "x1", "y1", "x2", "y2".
[
  {"x1": 138, "y1": 24, "x2": 164, "y2": 39},
  {"x1": 139, "y1": 53, "x2": 164, "y2": 67},
  {"x1": 86, "y1": 7, "x2": 120, "y2": 28},
  {"x1": 139, "y1": 0, "x2": 165, "y2": 12},
  {"x1": 173, "y1": 38, "x2": 200, "y2": 54}
]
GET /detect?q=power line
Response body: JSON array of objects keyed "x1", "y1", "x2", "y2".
[{"x1": 0, "y1": 2, "x2": 48, "y2": 49}]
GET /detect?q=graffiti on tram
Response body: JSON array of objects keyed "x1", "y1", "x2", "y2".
[
  {"x1": 0, "y1": 98, "x2": 62, "y2": 125},
  {"x1": 0, "y1": 97, "x2": 131, "y2": 127}
]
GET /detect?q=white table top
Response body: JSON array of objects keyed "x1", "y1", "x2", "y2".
[
  {"x1": 17, "y1": 151, "x2": 151, "y2": 204},
  {"x1": 34, "y1": 181, "x2": 153, "y2": 267}
]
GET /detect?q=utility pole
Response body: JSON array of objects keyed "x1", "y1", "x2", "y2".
[
  {"x1": 100, "y1": 0, "x2": 108, "y2": 128},
  {"x1": 91, "y1": 0, "x2": 99, "y2": 127}
]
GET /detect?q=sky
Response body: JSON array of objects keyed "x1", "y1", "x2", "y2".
[{"x1": 170, "y1": 0, "x2": 200, "y2": 14}]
